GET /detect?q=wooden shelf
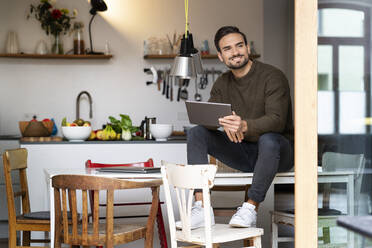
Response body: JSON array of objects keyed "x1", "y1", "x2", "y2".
[
  {"x1": 0, "y1": 53, "x2": 113, "y2": 59},
  {"x1": 143, "y1": 54, "x2": 260, "y2": 59}
]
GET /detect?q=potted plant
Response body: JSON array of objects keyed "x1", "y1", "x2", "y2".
[{"x1": 28, "y1": 0, "x2": 76, "y2": 54}]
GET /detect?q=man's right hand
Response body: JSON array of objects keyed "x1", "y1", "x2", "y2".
[
  {"x1": 224, "y1": 128, "x2": 244, "y2": 143},
  {"x1": 219, "y1": 111, "x2": 246, "y2": 143}
]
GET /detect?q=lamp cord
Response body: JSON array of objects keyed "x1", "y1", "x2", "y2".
[{"x1": 185, "y1": 0, "x2": 189, "y2": 38}]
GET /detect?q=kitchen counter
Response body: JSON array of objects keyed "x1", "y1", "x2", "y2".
[
  {"x1": 0, "y1": 135, "x2": 21, "y2": 140},
  {"x1": 20, "y1": 139, "x2": 187, "y2": 144}
]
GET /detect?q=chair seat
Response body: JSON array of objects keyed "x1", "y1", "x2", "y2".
[
  {"x1": 176, "y1": 224, "x2": 263, "y2": 244},
  {"x1": 279, "y1": 208, "x2": 342, "y2": 216},
  {"x1": 23, "y1": 211, "x2": 50, "y2": 220},
  {"x1": 64, "y1": 223, "x2": 147, "y2": 245}
]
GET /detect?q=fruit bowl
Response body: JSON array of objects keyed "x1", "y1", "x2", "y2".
[
  {"x1": 19, "y1": 121, "x2": 54, "y2": 137},
  {"x1": 62, "y1": 126, "x2": 92, "y2": 142},
  {"x1": 150, "y1": 124, "x2": 173, "y2": 141}
]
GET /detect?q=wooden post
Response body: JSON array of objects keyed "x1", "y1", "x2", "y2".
[{"x1": 294, "y1": 1, "x2": 318, "y2": 248}]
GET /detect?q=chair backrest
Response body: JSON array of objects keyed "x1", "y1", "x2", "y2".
[
  {"x1": 85, "y1": 158, "x2": 154, "y2": 168},
  {"x1": 161, "y1": 161, "x2": 217, "y2": 248},
  {"x1": 3, "y1": 148, "x2": 31, "y2": 224},
  {"x1": 321, "y1": 152, "x2": 366, "y2": 211},
  {"x1": 52, "y1": 174, "x2": 162, "y2": 248}
]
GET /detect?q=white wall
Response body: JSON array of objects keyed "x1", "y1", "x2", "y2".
[
  {"x1": 263, "y1": 0, "x2": 294, "y2": 101},
  {"x1": 0, "y1": 0, "x2": 264, "y2": 135}
]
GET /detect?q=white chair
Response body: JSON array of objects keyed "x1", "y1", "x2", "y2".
[
  {"x1": 271, "y1": 152, "x2": 366, "y2": 248},
  {"x1": 161, "y1": 161, "x2": 263, "y2": 248}
]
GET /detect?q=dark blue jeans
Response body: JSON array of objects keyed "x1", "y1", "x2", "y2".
[{"x1": 187, "y1": 126, "x2": 294, "y2": 203}]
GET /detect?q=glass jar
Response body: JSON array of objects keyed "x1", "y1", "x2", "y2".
[{"x1": 73, "y1": 22, "x2": 85, "y2": 55}]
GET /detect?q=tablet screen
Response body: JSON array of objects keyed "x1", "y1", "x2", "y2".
[{"x1": 185, "y1": 101, "x2": 232, "y2": 127}]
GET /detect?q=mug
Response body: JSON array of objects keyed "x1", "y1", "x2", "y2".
[{"x1": 5, "y1": 31, "x2": 19, "y2": 54}]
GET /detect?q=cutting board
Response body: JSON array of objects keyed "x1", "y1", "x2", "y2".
[{"x1": 21, "y1": 136, "x2": 63, "y2": 142}]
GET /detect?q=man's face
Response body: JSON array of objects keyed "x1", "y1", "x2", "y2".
[{"x1": 217, "y1": 33, "x2": 250, "y2": 70}]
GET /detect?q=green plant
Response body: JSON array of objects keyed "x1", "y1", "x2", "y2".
[{"x1": 28, "y1": 0, "x2": 76, "y2": 36}]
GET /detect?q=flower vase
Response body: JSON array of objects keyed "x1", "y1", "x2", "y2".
[{"x1": 51, "y1": 34, "x2": 64, "y2": 54}]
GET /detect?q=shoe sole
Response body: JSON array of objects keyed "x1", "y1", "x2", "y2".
[
  {"x1": 229, "y1": 223, "x2": 256, "y2": 228},
  {"x1": 176, "y1": 223, "x2": 216, "y2": 230}
]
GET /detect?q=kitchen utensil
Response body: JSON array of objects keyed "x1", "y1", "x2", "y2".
[
  {"x1": 198, "y1": 72, "x2": 208, "y2": 89},
  {"x1": 140, "y1": 117, "x2": 157, "y2": 140},
  {"x1": 157, "y1": 70, "x2": 163, "y2": 91},
  {"x1": 166, "y1": 71, "x2": 170, "y2": 99},
  {"x1": 62, "y1": 126, "x2": 92, "y2": 142},
  {"x1": 194, "y1": 77, "x2": 202, "y2": 101},
  {"x1": 150, "y1": 124, "x2": 173, "y2": 141},
  {"x1": 170, "y1": 76, "x2": 173, "y2": 101},
  {"x1": 177, "y1": 77, "x2": 181, "y2": 101},
  {"x1": 144, "y1": 66, "x2": 158, "y2": 86},
  {"x1": 162, "y1": 70, "x2": 166, "y2": 95},
  {"x1": 180, "y1": 79, "x2": 189, "y2": 100},
  {"x1": 5, "y1": 31, "x2": 19, "y2": 54}
]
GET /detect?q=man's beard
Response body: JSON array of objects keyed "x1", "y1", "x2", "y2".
[{"x1": 226, "y1": 55, "x2": 249, "y2": 70}]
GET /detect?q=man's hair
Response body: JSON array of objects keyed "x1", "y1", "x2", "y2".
[{"x1": 214, "y1": 26, "x2": 247, "y2": 52}]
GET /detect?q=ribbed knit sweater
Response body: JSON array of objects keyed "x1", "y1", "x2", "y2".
[{"x1": 209, "y1": 60, "x2": 294, "y2": 142}]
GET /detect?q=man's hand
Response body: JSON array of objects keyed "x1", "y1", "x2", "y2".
[{"x1": 219, "y1": 111, "x2": 247, "y2": 143}]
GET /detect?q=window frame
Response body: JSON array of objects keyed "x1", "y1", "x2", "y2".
[{"x1": 318, "y1": 3, "x2": 371, "y2": 134}]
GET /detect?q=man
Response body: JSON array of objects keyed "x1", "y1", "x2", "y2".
[{"x1": 180, "y1": 26, "x2": 294, "y2": 229}]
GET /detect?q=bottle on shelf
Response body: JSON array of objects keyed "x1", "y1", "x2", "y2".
[
  {"x1": 73, "y1": 22, "x2": 85, "y2": 55},
  {"x1": 249, "y1": 41, "x2": 257, "y2": 55}
]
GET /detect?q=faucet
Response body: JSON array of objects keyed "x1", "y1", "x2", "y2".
[{"x1": 76, "y1": 91, "x2": 93, "y2": 120}]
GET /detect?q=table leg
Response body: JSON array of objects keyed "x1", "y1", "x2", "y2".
[
  {"x1": 156, "y1": 202, "x2": 168, "y2": 248},
  {"x1": 257, "y1": 184, "x2": 274, "y2": 248},
  {"x1": 347, "y1": 174, "x2": 355, "y2": 248},
  {"x1": 49, "y1": 177, "x2": 55, "y2": 248}
]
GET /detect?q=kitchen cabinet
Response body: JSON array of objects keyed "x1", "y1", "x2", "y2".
[
  {"x1": 0, "y1": 53, "x2": 113, "y2": 59},
  {"x1": 21, "y1": 140, "x2": 187, "y2": 213}
]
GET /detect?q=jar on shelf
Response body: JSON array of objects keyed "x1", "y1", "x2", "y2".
[{"x1": 73, "y1": 22, "x2": 85, "y2": 55}]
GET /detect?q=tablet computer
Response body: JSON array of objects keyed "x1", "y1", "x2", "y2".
[{"x1": 185, "y1": 100, "x2": 232, "y2": 127}]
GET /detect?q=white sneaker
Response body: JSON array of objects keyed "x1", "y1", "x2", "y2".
[
  {"x1": 229, "y1": 202, "x2": 257, "y2": 227},
  {"x1": 175, "y1": 201, "x2": 215, "y2": 230}
]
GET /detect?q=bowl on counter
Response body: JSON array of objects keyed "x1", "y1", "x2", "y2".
[
  {"x1": 150, "y1": 124, "x2": 173, "y2": 141},
  {"x1": 62, "y1": 126, "x2": 92, "y2": 142},
  {"x1": 19, "y1": 121, "x2": 54, "y2": 137}
]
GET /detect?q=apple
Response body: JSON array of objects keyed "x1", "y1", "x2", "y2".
[{"x1": 70, "y1": 123, "x2": 77, "y2": 127}]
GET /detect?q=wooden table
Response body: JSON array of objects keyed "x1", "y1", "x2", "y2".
[
  {"x1": 338, "y1": 216, "x2": 372, "y2": 248},
  {"x1": 44, "y1": 168, "x2": 357, "y2": 248}
]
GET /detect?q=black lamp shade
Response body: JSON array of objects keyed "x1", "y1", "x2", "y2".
[{"x1": 90, "y1": 0, "x2": 107, "y2": 15}]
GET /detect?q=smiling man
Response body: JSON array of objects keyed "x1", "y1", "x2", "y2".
[{"x1": 180, "y1": 26, "x2": 294, "y2": 229}]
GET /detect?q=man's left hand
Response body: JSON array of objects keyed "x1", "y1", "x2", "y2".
[{"x1": 219, "y1": 111, "x2": 247, "y2": 143}]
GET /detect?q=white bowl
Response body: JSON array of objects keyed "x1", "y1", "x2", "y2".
[
  {"x1": 62, "y1": 126, "x2": 92, "y2": 142},
  {"x1": 150, "y1": 124, "x2": 173, "y2": 141}
]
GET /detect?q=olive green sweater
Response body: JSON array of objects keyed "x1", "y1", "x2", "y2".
[{"x1": 209, "y1": 60, "x2": 294, "y2": 142}]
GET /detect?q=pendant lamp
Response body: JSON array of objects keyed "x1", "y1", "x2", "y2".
[{"x1": 170, "y1": 0, "x2": 204, "y2": 79}]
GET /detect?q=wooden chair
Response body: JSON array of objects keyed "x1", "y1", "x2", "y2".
[
  {"x1": 52, "y1": 174, "x2": 162, "y2": 248},
  {"x1": 271, "y1": 152, "x2": 366, "y2": 248},
  {"x1": 85, "y1": 159, "x2": 168, "y2": 248},
  {"x1": 3, "y1": 148, "x2": 50, "y2": 248},
  {"x1": 161, "y1": 161, "x2": 263, "y2": 248}
]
